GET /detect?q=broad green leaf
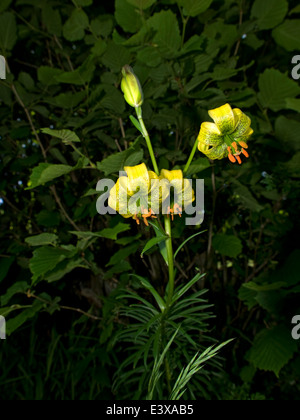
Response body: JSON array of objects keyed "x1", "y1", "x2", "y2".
[
  {"x1": 29, "y1": 246, "x2": 76, "y2": 284},
  {"x1": 137, "y1": 47, "x2": 161, "y2": 67},
  {"x1": 0, "y1": 12, "x2": 17, "y2": 51},
  {"x1": 248, "y1": 325, "x2": 297, "y2": 377},
  {"x1": 212, "y1": 234, "x2": 242, "y2": 258},
  {"x1": 258, "y1": 69, "x2": 300, "y2": 111},
  {"x1": 115, "y1": 0, "x2": 143, "y2": 33},
  {"x1": 76, "y1": 0, "x2": 93, "y2": 5},
  {"x1": 41, "y1": 4, "x2": 62, "y2": 36},
  {"x1": 272, "y1": 20, "x2": 300, "y2": 51},
  {"x1": 27, "y1": 163, "x2": 73, "y2": 189},
  {"x1": 185, "y1": 158, "x2": 210, "y2": 176},
  {"x1": 63, "y1": 9, "x2": 89, "y2": 41},
  {"x1": 106, "y1": 242, "x2": 140, "y2": 266},
  {"x1": 285, "y1": 98, "x2": 300, "y2": 113},
  {"x1": 243, "y1": 281, "x2": 286, "y2": 292},
  {"x1": 36, "y1": 210, "x2": 61, "y2": 227},
  {"x1": 0, "y1": 281, "x2": 29, "y2": 306},
  {"x1": 99, "y1": 223, "x2": 131, "y2": 240},
  {"x1": 54, "y1": 57, "x2": 95, "y2": 85},
  {"x1": 54, "y1": 91, "x2": 86, "y2": 109},
  {"x1": 177, "y1": 0, "x2": 213, "y2": 17},
  {"x1": 148, "y1": 11, "x2": 181, "y2": 57},
  {"x1": 141, "y1": 236, "x2": 168, "y2": 257},
  {"x1": 37, "y1": 66, "x2": 64, "y2": 86},
  {"x1": 238, "y1": 285, "x2": 257, "y2": 310},
  {"x1": 6, "y1": 300, "x2": 44, "y2": 336},
  {"x1": 126, "y1": 0, "x2": 156, "y2": 9},
  {"x1": 97, "y1": 140, "x2": 142, "y2": 176},
  {"x1": 233, "y1": 183, "x2": 263, "y2": 213},
  {"x1": 69, "y1": 223, "x2": 130, "y2": 240},
  {"x1": 41, "y1": 128, "x2": 81, "y2": 143},
  {"x1": 101, "y1": 41, "x2": 131, "y2": 72},
  {"x1": 45, "y1": 258, "x2": 87, "y2": 282},
  {"x1": 0, "y1": 0, "x2": 12, "y2": 13},
  {"x1": 275, "y1": 116, "x2": 300, "y2": 151},
  {"x1": 131, "y1": 274, "x2": 166, "y2": 312},
  {"x1": 251, "y1": 0, "x2": 288, "y2": 30},
  {"x1": 0, "y1": 256, "x2": 14, "y2": 283},
  {"x1": 25, "y1": 233, "x2": 58, "y2": 247}
]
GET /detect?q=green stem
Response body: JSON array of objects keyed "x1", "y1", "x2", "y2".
[
  {"x1": 183, "y1": 136, "x2": 198, "y2": 175},
  {"x1": 135, "y1": 107, "x2": 159, "y2": 176},
  {"x1": 164, "y1": 216, "x2": 175, "y2": 307}
]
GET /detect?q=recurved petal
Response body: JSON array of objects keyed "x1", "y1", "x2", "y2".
[
  {"x1": 125, "y1": 163, "x2": 149, "y2": 194},
  {"x1": 108, "y1": 177, "x2": 131, "y2": 216},
  {"x1": 183, "y1": 179, "x2": 195, "y2": 207},
  {"x1": 197, "y1": 122, "x2": 222, "y2": 147},
  {"x1": 160, "y1": 169, "x2": 183, "y2": 182},
  {"x1": 208, "y1": 103, "x2": 236, "y2": 134},
  {"x1": 232, "y1": 126, "x2": 253, "y2": 144},
  {"x1": 198, "y1": 141, "x2": 228, "y2": 160},
  {"x1": 232, "y1": 108, "x2": 252, "y2": 138}
]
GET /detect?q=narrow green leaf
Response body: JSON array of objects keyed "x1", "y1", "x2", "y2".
[
  {"x1": 172, "y1": 273, "x2": 206, "y2": 303},
  {"x1": 129, "y1": 115, "x2": 143, "y2": 133},
  {"x1": 131, "y1": 274, "x2": 166, "y2": 312},
  {"x1": 174, "y1": 230, "x2": 206, "y2": 260},
  {"x1": 141, "y1": 236, "x2": 168, "y2": 257}
]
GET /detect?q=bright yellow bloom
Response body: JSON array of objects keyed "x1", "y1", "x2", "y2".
[
  {"x1": 121, "y1": 65, "x2": 144, "y2": 108},
  {"x1": 108, "y1": 165, "x2": 195, "y2": 224},
  {"x1": 108, "y1": 163, "x2": 160, "y2": 226},
  {"x1": 160, "y1": 169, "x2": 195, "y2": 220},
  {"x1": 197, "y1": 103, "x2": 253, "y2": 164}
]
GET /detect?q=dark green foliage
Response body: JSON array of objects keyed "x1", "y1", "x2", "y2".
[{"x1": 0, "y1": 0, "x2": 300, "y2": 400}]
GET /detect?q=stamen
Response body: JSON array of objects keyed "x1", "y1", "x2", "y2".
[
  {"x1": 239, "y1": 141, "x2": 248, "y2": 149},
  {"x1": 232, "y1": 141, "x2": 238, "y2": 151},
  {"x1": 236, "y1": 155, "x2": 242, "y2": 164},
  {"x1": 241, "y1": 148, "x2": 249, "y2": 158}
]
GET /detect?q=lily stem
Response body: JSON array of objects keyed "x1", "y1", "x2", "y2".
[
  {"x1": 164, "y1": 215, "x2": 175, "y2": 308},
  {"x1": 136, "y1": 106, "x2": 159, "y2": 176},
  {"x1": 183, "y1": 136, "x2": 198, "y2": 175}
]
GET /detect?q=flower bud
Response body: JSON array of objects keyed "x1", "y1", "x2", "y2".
[{"x1": 121, "y1": 65, "x2": 143, "y2": 108}]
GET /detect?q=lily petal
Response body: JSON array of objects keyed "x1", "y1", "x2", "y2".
[
  {"x1": 208, "y1": 103, "x2": 236, "y2": 134},
  {"x1": 197, "y1": 122, "x2": 222, "y2": 147},
  {"x1": 125, "y1": 163, "x2": 149, "y2": 195},
  {"x1": 232, "y1": 108, "x2": 252, "y2": 138}
]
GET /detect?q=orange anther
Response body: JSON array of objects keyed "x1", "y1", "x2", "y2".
[
  {"x1": 232, "y1": 142, "x2": 238, "y2": 151},
  {"x1": 236, "y1": 155, "x2": 242, "y2": 164},
  {"x1": 228, "y1": 153, "x2": 236, "y2": 163},
  {"x1": 241, "y1": 148, "x2": 249, "y2": 158},
  {"x1": 239, "y1": 141, "x2": 248, "y2": 149}
]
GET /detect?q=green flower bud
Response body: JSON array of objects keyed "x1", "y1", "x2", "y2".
[{"x1": 121, "y1": 65, "x2": 144, "y2": 108}]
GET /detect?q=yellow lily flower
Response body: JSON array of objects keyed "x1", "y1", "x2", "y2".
[
  {"x1": 108, "y1": 163, "x2": 160, "y2": 226},
  {"x1": 197, "y1": 103, "x2": 253, "y2": 164},
  {"x1": 160, "y1": 169, "x2": 195, "y2": 220}
]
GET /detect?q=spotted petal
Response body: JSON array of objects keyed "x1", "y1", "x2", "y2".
[
  {"x1": 208, "y1": 103, "x2": 236, "y2": 134},
  {"x1": 197, "y1": 122, "x2": 222, "y2": 146},
  {"x1": 125, "y1": 163, "x2": 150, "y2": 195},
  {"x1": 108, "y1": 177, "x2": 132, "y2": 218},
  {"x1": 232, "y1": 108, "x2": 252, "y2": 138}
]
